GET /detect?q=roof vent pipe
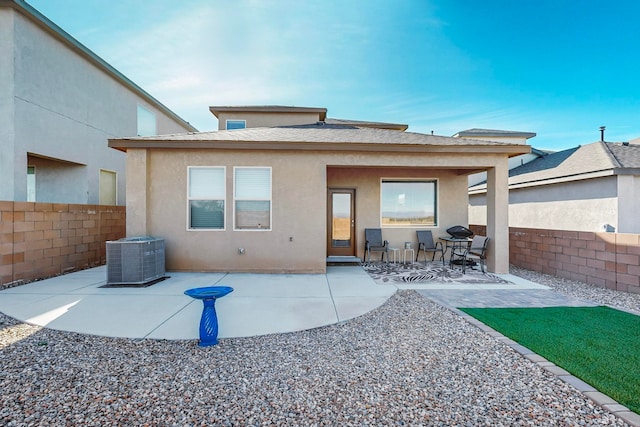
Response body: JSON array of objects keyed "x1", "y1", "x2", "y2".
[{"x1": 600, "y1": 126, "x2": 606, "y2": 142}]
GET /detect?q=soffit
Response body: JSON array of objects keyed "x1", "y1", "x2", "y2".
[{"x1": 109, "y1": 125, "x2": 531, "y2": 156}]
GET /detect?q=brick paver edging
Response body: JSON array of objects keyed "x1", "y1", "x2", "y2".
[{"x1": 456, "y1": 308, "x2": 640, "y2": 426}]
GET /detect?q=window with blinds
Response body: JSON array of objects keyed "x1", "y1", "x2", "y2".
[
  {"x1": 188, "y1": 167, "x2": 225, "y2": 230},
  {"x1": 234, "y1": 167, "x2": 271, "y2": 230},
  {"x1": 226, "y1": 120, "x2": 246, "y2": 130}
]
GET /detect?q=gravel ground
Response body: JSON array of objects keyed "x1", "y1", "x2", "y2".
[
  {"x1": 511, "y1": 266, "x2": 640, "y2": 315},
  {"x1": 0, "y1": 269, "x2": 634, "y2": 426}
]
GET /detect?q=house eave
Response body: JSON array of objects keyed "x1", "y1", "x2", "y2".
[
  {"x1": 108, "y1": 139, "x2": 531, "y2": 156},
  {"x1": 469, "y1": 169, "x2": 617, "y2": 195}
]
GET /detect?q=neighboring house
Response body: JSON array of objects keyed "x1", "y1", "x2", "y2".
[
  {"x1": 453, "y1": 129, "x2": 540, "y2": 187},
  {"x1": 0, "y1": 0, "x2": 197, "y2": 205},
  {"x1": 469, "y1": 139, "x2": 640, "y2": 233},
  {"x1": 109, "y1": 106, "x2": 530, "y2": 274}
]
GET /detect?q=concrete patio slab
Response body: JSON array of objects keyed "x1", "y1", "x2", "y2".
[{"x1": 0, "y1": 265, "x2": 396, "y2": 340}]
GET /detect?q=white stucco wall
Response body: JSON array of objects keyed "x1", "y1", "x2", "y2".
[
  {"x1": 470, "y1": 176, "x2": 620, "y2": 232},
  {"x1": 616, "y1": 174, "x2": 640, "y2": 233},
  {"x1": 2, "y1": 6, "x2": 193, "y2": 204},
  {"x1": 0, "y1": 8, "x2": 16, "y2": 201}
]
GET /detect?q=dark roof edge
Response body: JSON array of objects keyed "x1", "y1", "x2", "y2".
[
  {"x1": 454, "y1": 128, "x2": 537, "y2": 139},
  {"x1": 531, "y1": 147, "x2": 550, "y2": 156},
  {"x1": 325, "y1": 118, "x2": 408, "y2": 131},
  {"x1": 2, "y1": 0, "x2": 198, "y2": 132},
  {"x1": 209, "y1": 106, "x2": 328, "y2": 121}
]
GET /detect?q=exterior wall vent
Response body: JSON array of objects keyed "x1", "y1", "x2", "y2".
[{"x1": 106, "y1": 237, "x2": 166, "y2": 285}]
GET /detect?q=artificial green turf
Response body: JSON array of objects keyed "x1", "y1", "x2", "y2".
[{"x1": 460, "y1": 306, "x2": 640, "y2": 414}]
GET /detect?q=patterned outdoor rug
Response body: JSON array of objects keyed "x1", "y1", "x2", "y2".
[{"x1": 362, "y1": 261, "x2": 512, "y2": 285}]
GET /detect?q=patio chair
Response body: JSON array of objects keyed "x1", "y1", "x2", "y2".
[
  {"x1": 450, "y1": 235, "x2": 489, "y2": 274},
  {"x1": 415, "y1": 230, "x2": 445, "y2": 265},
  {"x1": 364, "y1": 228, "x2": 389, "y2": 262}
]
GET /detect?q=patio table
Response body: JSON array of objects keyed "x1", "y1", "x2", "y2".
[{"x1": 439, "y1": 236, "x2": 473, "y2": 264}]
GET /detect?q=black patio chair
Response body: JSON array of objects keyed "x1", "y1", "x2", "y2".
[
  {"x1": 364, "y1": 228, "x2": 389, "y2": 262},
  {"x1": 415, "y1": 230, "x2": 445, "y2": 265},
  {"x1": 450, "y1": 235, "x2": 489, "y2": 274}
]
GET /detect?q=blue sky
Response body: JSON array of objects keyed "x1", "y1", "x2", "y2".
[{"x1": 28, "y1": 0, "x2": 640, "y2": 150}]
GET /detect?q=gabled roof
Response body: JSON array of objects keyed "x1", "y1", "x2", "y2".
[
  {"x1": 605, "y1": 142, "x2": 640, "y2": 168},
  {"x1": 0, "y1": 0, "x2": 197, "y2": 132},
  {"x1": 469, "y1": 141, "x2": 640, "y2": 192},
  {"x1": 109, "y1": 123, "x2": 531, "y2": 156},
  {"x1": 454, "y1": 128, "x2": 537, "y2": 139}
]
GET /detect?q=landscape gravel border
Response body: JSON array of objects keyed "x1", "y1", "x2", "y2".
[{"x1": 0, "y1": 267, "x2": 638, "y2": 426}]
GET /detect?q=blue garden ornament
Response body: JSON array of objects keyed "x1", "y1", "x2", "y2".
[{"x1": 184, "y1": 286, "x2": 234, "y2": 346}]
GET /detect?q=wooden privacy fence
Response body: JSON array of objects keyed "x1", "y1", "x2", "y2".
[
  {"x1": 471, "y1": 225, "x2": 640, "y2": 295},
  {"x1": 0, "y1": 201, "x2": 125, "y2": 286}
]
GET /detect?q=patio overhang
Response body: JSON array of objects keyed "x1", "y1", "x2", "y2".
[
  {"x1": 108, "y1": 138, "x2": 531, "y2": 157},
  {"x1": 113, "y1": 126, "x2": 526, "y2": 275}
]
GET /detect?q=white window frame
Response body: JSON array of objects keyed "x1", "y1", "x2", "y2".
[
  {"x1": 233, "y1": 166, "x2": 272, "y2": 231},
  {"x1": 27, "y1": 165, "x2": 36, "y2": 202},
  {"x1": 226, "y1": 120, "x2": 246, "y2": 130},
  {"x1": 137, "y1": 104, "x2": 157, "y2": 136},
  {"x1": 380, "y1": 178, "x2": 439, "y2": 228},
  {"x1": 187, "y1": 166, "x2": 226, "y2": 231},
  {"x1": 99, "y1": 168, "x2": 118, "y2": 205}
]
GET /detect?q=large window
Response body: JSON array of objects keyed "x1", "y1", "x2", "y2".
[
  {"x1": 226, "y1": 120, "x2": 246, "y2": 130},
  {"x1": 234, "y1": 167, "x2": 271, "y2": 230},
  {"x1": 188, "y1": 167, "x2": 225, "y2": 230},
  {"x1": 381, "y1": 180, "x2": 437, "y2": 226}
]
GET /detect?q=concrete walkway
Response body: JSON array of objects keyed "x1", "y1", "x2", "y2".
[
  {"x1": 0, "y1": 264, "x2": 569, "y2": 341},
  {"x1": 0, "y1": 265, "x2": 395, "y2": 340},
  {"x1": 414, "y1": 275, "x2": 600, "y2": 308}
]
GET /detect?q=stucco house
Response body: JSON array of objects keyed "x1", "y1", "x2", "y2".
[
  {"x1": 469, "y1": 138, "x2": 640, "y2": 233},
  {"x1": 0, "y1": 0, "x2": 196, "y2": 205},
  {"x1": 454, "y1": 128, "x2": 540, "y2": 188},
  {"x1": 109, "y1": 106, "x2": 530, "y2": 274}
]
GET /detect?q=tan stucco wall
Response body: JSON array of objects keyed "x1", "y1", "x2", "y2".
[
  {"x1": 216, "y1": 112, "x2": 321, "y2": 130},
  {"x1": 126, "y1": 149, "x2": 509, "y2": 273},
  {"x1": 327, "y1": 167, "x2": 469, "y2": 259}
]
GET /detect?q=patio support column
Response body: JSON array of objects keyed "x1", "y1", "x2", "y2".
[
  {"x1": 125, "y1": 149, "x2": 148, "y2": 237},
  {"x1": 486, "y1": 159, "x2": 509, "y2": 274}
]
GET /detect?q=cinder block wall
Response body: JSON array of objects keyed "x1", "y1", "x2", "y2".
[
  {"x1": 0, "y1": 201, "x2": 125, "y2": 285},
  {"x1": 470, "y1": 225, "x2": 640, "y2": 295}
]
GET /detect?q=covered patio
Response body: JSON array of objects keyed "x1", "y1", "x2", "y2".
[{"x1": 109, "y1": 111, "x2": 529, "y2": 275}]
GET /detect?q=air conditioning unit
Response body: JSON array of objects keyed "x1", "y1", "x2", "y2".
[{"x1": 106, "y1": 237, "x2": 166, "y2": 285}]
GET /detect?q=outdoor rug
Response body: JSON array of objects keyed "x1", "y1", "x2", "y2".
[{"x1": 362, "y1": 261, "x2": 512, "y2": 285}]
